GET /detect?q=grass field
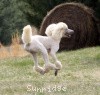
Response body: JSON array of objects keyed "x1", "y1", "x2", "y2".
[{"x1": 0, "y1": 46, "x2": 100, "y2": 95}]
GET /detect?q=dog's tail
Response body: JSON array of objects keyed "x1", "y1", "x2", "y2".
[{"x1": 22, "y1": 25, "x2": 32, "y2": 44}]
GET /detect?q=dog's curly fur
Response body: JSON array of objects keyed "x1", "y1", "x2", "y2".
[{"x1": 22, "y1": 22, "x2": 74, "y2": 75}]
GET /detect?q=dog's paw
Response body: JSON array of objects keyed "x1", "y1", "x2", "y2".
[
  {"x1": 44, "y1": 63, "x2": 58, "y2": 73},
  {"x1": 33, "y1": 66, "x2": 45, "y2": 75},
  {"x1": 55, "y1": 61, "x2": 62, "y2": 69},
  {"x1": 55, "y1": 69, "x2": 59, "y2": 76}
]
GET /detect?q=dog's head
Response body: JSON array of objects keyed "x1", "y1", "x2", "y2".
[{"x1": 52, "y1": 22, "x2": 74, "y2": 40}]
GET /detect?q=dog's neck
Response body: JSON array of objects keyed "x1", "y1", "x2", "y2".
[{"x1": 51, "y1": 36, "x2": 61, "y2": 43}]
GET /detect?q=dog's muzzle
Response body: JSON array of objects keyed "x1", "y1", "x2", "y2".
[{"x1": 65, "y1": 29, "x2": 74, "y2": 38}]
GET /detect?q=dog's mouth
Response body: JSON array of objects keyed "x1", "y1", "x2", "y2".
[
  {"x1": 63, "y1": 34, "x2": 71, "y2": 38},
  {"x1": 64, "y1": 29, "x2": 74, "y2": 38},
  {"x1": 65, "y1": 34, "x2": 71, "y2": 38}
]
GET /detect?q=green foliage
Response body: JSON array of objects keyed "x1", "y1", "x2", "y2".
[{"x1": 0, "y1": 0, "x2": 28, "y2": 45}]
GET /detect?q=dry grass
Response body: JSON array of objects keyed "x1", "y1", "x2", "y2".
[{"x1": 0, "y1": 32, "x2": 29, "y2": 59}]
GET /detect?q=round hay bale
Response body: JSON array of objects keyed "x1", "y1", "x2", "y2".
[{"x1": 39, "y1": 3, "x2": 99, "y2": 50}]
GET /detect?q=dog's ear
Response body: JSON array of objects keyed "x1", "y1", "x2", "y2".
[
  {"x1": 52, "y1": 29, "x2": 63, "y2": 40},
  {"x1": 45, "y1": 24, "x2": 56, "y2": 37},
  {"x1": 51, "y1": 22, "x2": 68, "y2": 40},
  {"x1": 45, "y1": 29, "x2": 52, "y2": 36}
]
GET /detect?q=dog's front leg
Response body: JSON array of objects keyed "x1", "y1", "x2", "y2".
[
  {"x1": 39, "y1": 44, "x2": 57, "y2": 73},
  {"x1": 32, "y1": 53, "x2": 45, "y2": 75},
  {"x1": 50, "y1": 51, "x2": 62, "y2": 70}
]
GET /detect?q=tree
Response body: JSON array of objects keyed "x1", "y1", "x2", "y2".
[{"x1": 0, "y1": 0, "x2": 28, "y2": 45}]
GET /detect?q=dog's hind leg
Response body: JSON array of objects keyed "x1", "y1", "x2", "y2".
[{"x1": 32, "y1": 52, "x2": 45, "y2": 75}]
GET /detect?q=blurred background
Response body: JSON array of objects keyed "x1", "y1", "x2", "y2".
[{"x1": 0, "y1": 0, "x2": 100, "y2": 45}]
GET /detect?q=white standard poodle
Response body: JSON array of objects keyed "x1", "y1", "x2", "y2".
[{"x1": 22, "y1": 22, "x2": 74, "y2": 75}]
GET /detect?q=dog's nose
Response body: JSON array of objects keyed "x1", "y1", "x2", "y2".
[{"x1": 67, "y1": 29, "x2": 74, "y2": 34}]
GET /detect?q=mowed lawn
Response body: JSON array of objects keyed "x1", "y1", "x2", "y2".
[{"x1": 0, "y1": 47, "x2": 100, "y2": 95}]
